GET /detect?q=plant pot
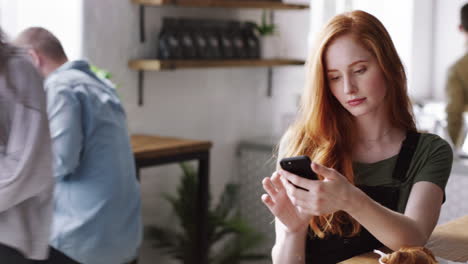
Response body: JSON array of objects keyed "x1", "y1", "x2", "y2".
[{"x1": 261, "y1": 34, "x2": 282, "y2": 59}]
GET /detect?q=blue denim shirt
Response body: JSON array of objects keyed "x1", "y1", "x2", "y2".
[{"x1": 45, "y1": 61, "x2": 142, "y2": 264}]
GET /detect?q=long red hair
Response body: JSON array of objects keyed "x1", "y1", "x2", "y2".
[{"x1": 282, "y1": 10, "x2": 416, "y2": 238}]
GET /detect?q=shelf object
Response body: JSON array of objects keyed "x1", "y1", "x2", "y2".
[
  {"x1": 129, "y1": 59, "x2": 305, "y2": 106},
  {"x1": 133, "y1": 0, "x2": 309, "y2": 42},
  {"x1": 133, "y1": 0, "x2": 309, "y2": 10},
  {"x1": 129, "y1": 58, "x2": 305, "y2": 71}
]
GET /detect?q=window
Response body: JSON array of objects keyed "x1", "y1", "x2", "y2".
[{"x1": 0, "y1": 0, "x2": 83, "y2": 60}]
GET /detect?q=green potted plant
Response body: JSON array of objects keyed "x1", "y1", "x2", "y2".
[
  {"x1": 145, "y1": 163, "x2": 268, "y2": 264},
  {"x1": 251, "y1": 10, "x2": 280, "y2": 59},
  {"x1": 255, "y1": 10, "x2": 276, "y2": 36}
]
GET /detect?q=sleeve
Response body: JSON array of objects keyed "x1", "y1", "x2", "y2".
[
  {"x1": 0, "y1": 58, "x2": 54, "y2": 212},
  {"x1": 46, "y1": 84, "x2": 83, "y2": 181},
  {"x1": 445, "y1": 67, "x2": 466, "y2": 145},
  {"x1": 412, "y1": 136, "x2": 453, "y2": 201}
]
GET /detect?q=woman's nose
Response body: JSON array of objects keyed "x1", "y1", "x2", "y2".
[{"x1": 343, "y1": 77, "x2": 357, "y2": 94}]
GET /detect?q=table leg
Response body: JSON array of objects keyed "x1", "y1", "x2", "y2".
[
  {"x1": 196, "y1": 151, "x2": 210, "y2": 264},
  {"x1": 135, "y1": 162, "x2": 141, "y2": 182}
]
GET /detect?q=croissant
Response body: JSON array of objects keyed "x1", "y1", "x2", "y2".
[{"x1": 374, "y1": 247, "x2": 438, "y2": 264}]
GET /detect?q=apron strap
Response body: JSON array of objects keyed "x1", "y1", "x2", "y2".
[{"x1": 392, "y1": 131, "x2": 421, "y2": 181}]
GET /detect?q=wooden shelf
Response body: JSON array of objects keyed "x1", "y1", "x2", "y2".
[
  {"x1": 132, "y1": 0, "x2": 309, "y2": 10},
  {"x1": 130, "y1": 0, "x2": 308, "y2": 105},
  {"x1": 129, "y1": 58, "x2": 305, "y2": 71},
  {"x1": 129, "y1": 59, "x2": 304, "y2": 105}
]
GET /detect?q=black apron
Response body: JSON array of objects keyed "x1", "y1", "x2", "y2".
[{"x1": 305, "y1": 131, "x2": 421, "y2": 264}]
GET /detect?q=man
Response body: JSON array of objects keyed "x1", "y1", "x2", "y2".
[
  {"x1": 14, "y1": 27, "x2": 142, "y2": 264},
  {"x1": 445, "y1": 3, "x2": 468, "y2": 147}
]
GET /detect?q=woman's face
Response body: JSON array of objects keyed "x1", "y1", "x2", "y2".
[{"x1": 324, "y1": 34, "x2": 388, "y2": 118}]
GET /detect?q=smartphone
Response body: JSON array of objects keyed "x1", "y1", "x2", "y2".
[{"x1": 280, "y1": 155, "x2": 318, "y2": 182}]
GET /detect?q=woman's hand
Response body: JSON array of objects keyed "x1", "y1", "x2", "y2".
[
  {"x1": 280, "y1": 162, "x2": 358, "y2": 216},
  {"x1": 262, "y1": 171, "x2": 312, "y2": 234}
]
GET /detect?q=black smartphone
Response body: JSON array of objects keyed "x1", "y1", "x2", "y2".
[{"x1": 280, "y1": 155, "x2": 318, "y2": 182}]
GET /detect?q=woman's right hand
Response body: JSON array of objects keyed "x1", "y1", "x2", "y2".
[{"x1": 262, "y1": 171, "x2": 312, "y2": 234}]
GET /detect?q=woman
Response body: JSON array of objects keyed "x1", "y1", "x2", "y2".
[
  {"x1": 261, "y1": 10, "x2": 452, "y2": 264},
  {"x1": 0, "y1": 29, "x2": 54, "y2": 263}
]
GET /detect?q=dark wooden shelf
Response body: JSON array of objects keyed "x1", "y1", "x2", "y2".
[
  {"x1": 128, "y1": 58, "x2": 305, "y2": 71},
  {"x1": 132, "y1": 0, "x2": 309, "y2": 10}
]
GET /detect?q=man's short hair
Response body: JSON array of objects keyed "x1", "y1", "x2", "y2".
[
  {"x1": 461, "y1": 3, "x2": 468, "y2": 31},
  {"x1": 15, "y1": 27, "x2": 67, "y2": 61}
]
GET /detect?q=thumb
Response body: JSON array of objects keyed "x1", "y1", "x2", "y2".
[{"x1": 311, "y1": 162, "x2": 337, "y2": 180}]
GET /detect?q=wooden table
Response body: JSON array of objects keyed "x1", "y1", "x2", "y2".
[
  {"x1": 131, "y1": 134, "x2": 212, "y2": 264},
  {"x1": 426, "y1": 215, "x2": 468, "y2": 262},
  {"x1": 340, "y1": 215, "x2": 468, "y2": 263}
]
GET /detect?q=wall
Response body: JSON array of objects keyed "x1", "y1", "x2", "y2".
[
  {"x1": 410, "y1": 0, "x2": 435, "y2": 100},
  {"x1": 81, "y1": 1, "x2": 309, "y2": 263}
]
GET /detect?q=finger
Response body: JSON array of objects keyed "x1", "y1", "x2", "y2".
[
  {"x1": 270, "y1": 171, "x2": 280, "y2": 181},
  {"x1": 280, "y1": 176, "x2": 311, "y2": 202},
  {"x1": 271, "y1": 171, "x2": 281, "y2": 182},
  {"x1": 262, "y1": 194, "x2": 281, "y2": 216},
  {"x1": 262, "y1": 177, "x2": 278, "y2": 196},
  {"x1": 280, "y1": 169, "x2": 310, "y2": 189},
  {"x1": 279, "y1": 175, "x2": 294, "y2": 193},
  {"x1": 271, "y1": 172, "x2": 287, "y2": 193},
  {"x1": 311, "y1": 162, "x2": 336, "y2": 179},
  {"x1": 289, "y1": 195, "x2": 311, "y2": 208},
  {"x1": 261, "y1": 194, "x2": 275, "y2": 208}
]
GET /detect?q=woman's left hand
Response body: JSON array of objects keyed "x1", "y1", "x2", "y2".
[{"x1": 280, "y1": 162, "x2": 358, "y2": 216}]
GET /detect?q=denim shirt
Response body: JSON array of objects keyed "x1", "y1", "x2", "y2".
[{"x1": 45, "y1": 60, "x2": 142, "y2": 264}]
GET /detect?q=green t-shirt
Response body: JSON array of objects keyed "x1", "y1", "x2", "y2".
[{"x1": 353, "y1": 133, "x2": 453, "y2": 212}]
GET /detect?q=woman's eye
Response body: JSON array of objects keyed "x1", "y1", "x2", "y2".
[
  {"x1": 329, "y1": 76, "x2": 340, "y2": 81},
  {"x1": 354, "y1": 68, "x2": 366, "y2": 74}
]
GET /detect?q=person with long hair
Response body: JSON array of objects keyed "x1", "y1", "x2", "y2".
[
  {"x1": 0, "y1": 29, "x2": 54, "y2": 263},
  {"x1": 261, "y1": 10, "x2": 452, "y2": 263}
]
